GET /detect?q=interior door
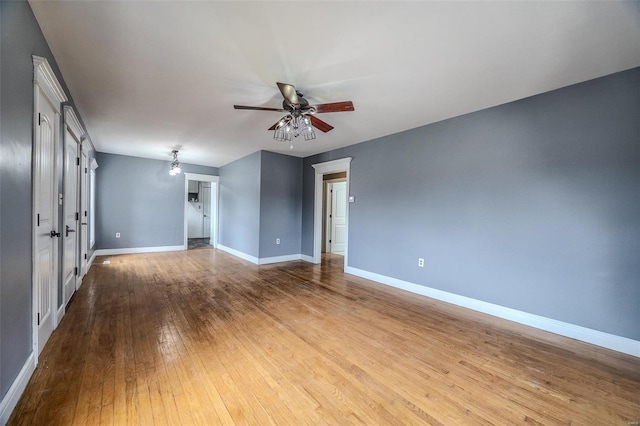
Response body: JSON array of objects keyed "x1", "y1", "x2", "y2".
[
  {"x1": 80, "y1": 150, "x2": 88, "y2": 280},
  {"x1": 330, "y1": 181, "x2": 347, "y2": 254},
  {"x1": 63, "y1": 128, "x2": 80, "y2": 305},
  {"x1": 34, "y1": 91, "x2": 58, "y2": 355}
]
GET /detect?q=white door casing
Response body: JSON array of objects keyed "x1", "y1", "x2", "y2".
[
  {"x1": 203, "y1": 184, "x2": 211, "y2": 239},
  {"x1": 312, "y1": 157, "x2": 352, "y2": 266},
  {"x1": 34, "y1": 97, "x2": 56, "y2": 353},
  {"x1": 63, "y1": 106, "x2": 83, "y2": 304},
  {"x1": 33, "y1": 56, "x2": 68, "y2": 356},
  {"x1": 183, "y1": 173, "x2": 219, "y2": 249},
  {"x1": 80, "y1": 147, "x2": 88, "y2": 279},
  {"x1": 330, "y1": 181, "x2": 347, "y2": 254}
]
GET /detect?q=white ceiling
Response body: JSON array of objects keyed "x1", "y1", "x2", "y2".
[{"x1": 29, "y1": 1, "x2": 640, "y2": 168}]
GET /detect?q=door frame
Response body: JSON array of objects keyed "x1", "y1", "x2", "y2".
[
  {"x1": 326, "y1": 180, "x2": 347, "y2": 254},
  {"x1": 312, "y1": 157, "x2": 352, "y2": 267},
  {"x1": 62, "y1": 106, "x2": 84, "y2": 306},
  {"x1": 183, "y1": 173, "x2": 219, "y2": 249},
  {"x1": 32, "y1": 56, "x2": 68, "y2": 357},
  {"x1": 79, "y1": 141, "x2": 89, "y2": 279}
]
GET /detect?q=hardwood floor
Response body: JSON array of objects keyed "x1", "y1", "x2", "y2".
[{"x1": 9, "y1": 249, "x2": 640, "y2": 425}]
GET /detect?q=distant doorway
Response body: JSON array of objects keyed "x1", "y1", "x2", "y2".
[
  {"x1": 322, "y1": 174, "x2": 347, "y2": 255},
  {"x1": 312, "y1": 157, "x2": 352, "y2": 268},
  {"x1": 183, "y1": 173, "x2": 219, "y2": 250}
]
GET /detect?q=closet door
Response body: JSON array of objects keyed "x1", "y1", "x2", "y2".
[
  {"x1": 33, "y1": 55, "x2": 68, "y2": 355},
  {"x1": 62, "y1": 106, "x2": 83, "y2": 305}
]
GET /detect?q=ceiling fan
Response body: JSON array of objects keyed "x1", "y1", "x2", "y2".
[{"x1": 234, "y1": 82, "x2": 354, "y2": 142}]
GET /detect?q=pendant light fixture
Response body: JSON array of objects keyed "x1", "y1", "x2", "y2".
[{"x1": 169, "y1": 150, "x2": 181, "y2": 175}]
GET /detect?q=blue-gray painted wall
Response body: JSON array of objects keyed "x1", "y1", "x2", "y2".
[
  {"x1": 95, "y1": 152, "x2": 218, "y2": 249},
  {"x1": 218, "y1": 151, "x2": 262, "y2": 257},
  {"x1": 302, "y1": 67, "x2": 640, "y2": 340},
  {"x1": 259, "y1": 151, "x2": 302, "y2": 258},
  {"x1": 0, "y1": 0, "x2": 95, "y2": 399},
  {"x1": 218, "y1": 150, "x2": 303, "y2": 259}
]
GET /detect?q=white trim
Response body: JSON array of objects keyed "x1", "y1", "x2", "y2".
[
  {"x1": 345, "y1": 266, "x2": 640, "y2": 358},
  {"x1": 79, "y1": 149, "x2": 88, "y2": 278},
  {"x1": 311, "y1": 158, "x2": 353, "y2": 174},
  {"x1": 32, "y1": 55, "x2": 67, "y2": 105},
  {"x1": 56, "y1": 304, "x2": 65, "y2": 327},
  {"x1": 216, "y1": 246, "x2": 317, "y2": 265},
  {"x1": 300, "y1": 254, "x2": 315, "y2": 263},
  {"x1": 32, "y1": 55, "x2": 65, "y2": 359},
  {"x1": 217, "y1": 244, "x2": 260, "y2": 264},
  {"x1": 312, "y1": 157, "x2": 352, "y2": 266},
  {"x1": 0, "y1": 352, "x2": 36, "y2": 425},
  {"x1": 63, "y1": 105, "x2": 84, "y2": 140},
  {"x1": 62, "y1": 106, "x2": 82, "y2": 311},
  {"x1": 258, "y1": 254, "x2": 303, "y2": 265},
  {"x1": 87, "y1": 251, "x2": 97, "y2": 271},
  {"x1": 94, "y1": 245, "x2": 184, "y2": 256},
  {"x1": 183, "y1": 173, "x2": 219, "y2": 250}
]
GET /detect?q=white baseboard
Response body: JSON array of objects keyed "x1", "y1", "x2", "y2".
[
  {"x1": 217, "y1": 245, "x2": 313, "y2": 266},
  {"x1": 0, "y1": 352, "x2": 36, "y2": 424},
  {"x1": 94, "y1": 245, "x2": 185, "y2": 256},
  {"x1": 56, "y1": 304, "x2": 65, "y2": 327},
  {"x1": 217, "y1": 245, "x2": 259, "y2": 264},
  {"x1": 345, "y1": 266, "x2": 640, "y2": 358},
  {"x1": 87, "y1": 251, "x2": 97, "y2": 272},
  {"x1": 300, "y1": 254, "x2": 315, "y2": 263},
  {"x1": 258, "y1": 254, "x2": 303, "y2": 265}
]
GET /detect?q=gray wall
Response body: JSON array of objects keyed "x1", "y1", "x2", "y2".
[
  {"x1": 96, "y1": 152, "x2": 217, "y2": 249},
  {"x1": 218, "y1": 150, "x2": 303, "y2": 259},
  {"x1": 218, "y1": 151, "x2": 262, "y2": 257},
  {"x1": 0, "y1": 0, "x2": 95, "y2": 400},
  {"x1": 259, "y1": 151, "x2": 302, "y2": 258},
  {"x1": 302, "y1": 68, "x2": 640, "y2": 340}
]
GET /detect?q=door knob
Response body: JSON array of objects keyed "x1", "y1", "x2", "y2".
[
  {"x1": 66, "y1": 225, "x2": 76, "y2": 237},
  {"x1": 50, "y1": 230, "x2": 61, "y2": 238}
]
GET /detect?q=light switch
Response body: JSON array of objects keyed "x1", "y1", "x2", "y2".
[{"x1": 348, "y1": 195, "x2": 355, "y2": 203}]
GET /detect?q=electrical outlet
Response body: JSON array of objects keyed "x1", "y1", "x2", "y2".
[
  {"x1": 115, "y1": 232, "x2": 121, "y2": 238},
  {"x1": 276, "y1": 238, "x2": 280, "y2": 245},
  {"x1": 418, "y1": 258, "x2": 424, "y2": 268}
]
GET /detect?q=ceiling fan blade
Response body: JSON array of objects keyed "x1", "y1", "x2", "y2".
[
  {"x1": 234, "y1": 105, "x2": 285, "y2": 112},
  {"x1": 310, "y1": 115, "x2": 334, "y2": 133},
  {"x1": 276, "y1": 82, "x2": 300, "y2": 108},
  {"x1": 310, "y1": 101, "x2": 355, "y2": 113},
  {"x1": 268, "y1": 121, "x2": 279, "y2": 131}
]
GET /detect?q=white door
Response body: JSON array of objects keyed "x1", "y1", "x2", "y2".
[
  {"x1": 203, "y1": 184, "x2": 211, "y2": 239},
  {"x1": 63, "y1": 128, "x2": 80, "y2": 305},
  {"x1": 330, "y1": 181, "x2": 347, "y2": 254},
  {"x1": 34, "y1": 91, "x2": 58, "y2": 355},
  {"x1": 80, "y1": 149, "x2": 88, "y2": 280}
]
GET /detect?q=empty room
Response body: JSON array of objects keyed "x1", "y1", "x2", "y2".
[{"x1": 1, "y1": 1, "x2": 639, "y2": 424}]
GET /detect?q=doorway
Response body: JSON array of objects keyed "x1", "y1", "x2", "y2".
[
  {"x1": 62, "y1": 106, "x2": 83, "y2": 307},
  {"x1": 312, "y1": 157, "x2": 352, "y2": 269},
  {"x1": 323, "y1": 173, "x2": 347, "y2": 255},
  {"x1": 32, "y1": 56, "x2": 67, "y2": 356},
  {"x1": 183, "y1": 173, "x2": 219, "y2": 250}
]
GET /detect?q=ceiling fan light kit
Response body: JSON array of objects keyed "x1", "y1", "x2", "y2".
[
  {"x1": 273, "y1": 113, "x2": 316, "y2": 146},
  {"x1": 234, "y1": 82, "x2": 354, "y2": 148}
]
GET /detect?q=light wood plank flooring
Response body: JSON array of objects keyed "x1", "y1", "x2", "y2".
[{"x1": 9, "y1": 249, "x2": 640, "y2": 425}]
